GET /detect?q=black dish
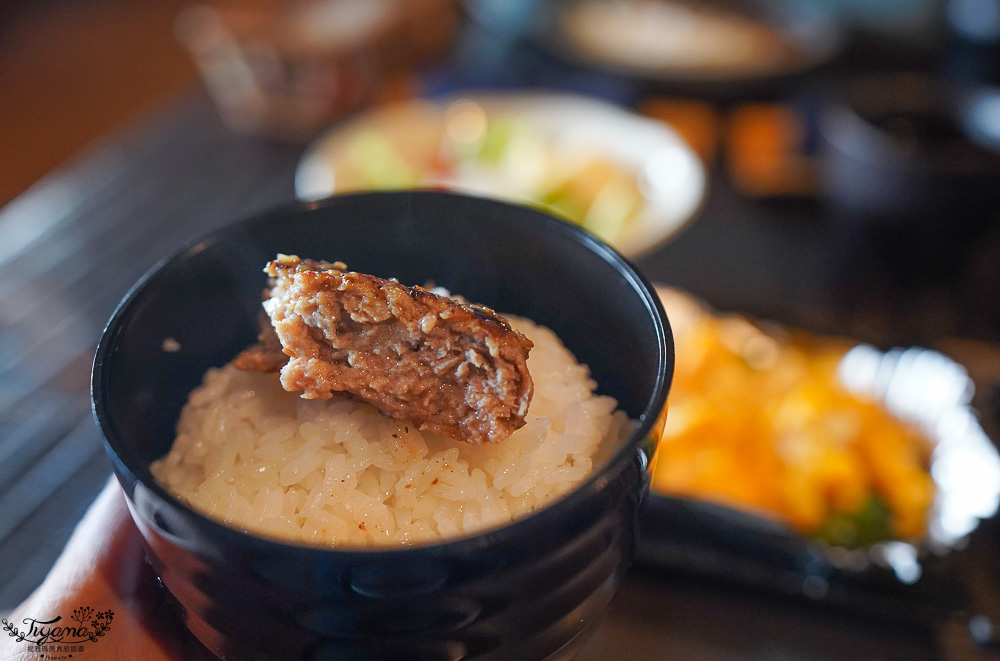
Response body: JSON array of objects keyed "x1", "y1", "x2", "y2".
[
  {"x1": 92, "y1": 191, "x2": 672, "y2": 660},
  {"x1": 820, "y1": 74, "x2": 1000, "y2": 261}
]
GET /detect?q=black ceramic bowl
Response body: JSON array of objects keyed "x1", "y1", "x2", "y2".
[
  {"x1": 92, "y1": 191, "x2": 672, "y2": 661},
  {"x1": 820, "y1": 74, "x2": 1000, "y2": 238}
]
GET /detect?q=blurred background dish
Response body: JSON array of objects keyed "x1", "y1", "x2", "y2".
[
  {"x1": 653, "y1": 288, "x2": 935, "y2": 548},
  {"x1": 820, "y1": 73, "x2": 1000, "y2": 240},
  {"x1": 537, "y1": 0, "x2": 843, "y2": 93},
  {"x1": 175, "y1": 0, "x2": 461, "y2": 140},
  {"x1": 644, "y1": 287, "x2": 1000, "y2": 597},
  {"x1": 295, "y1": 92, "x2": 707, "y2": 257},
  {"x1": 818, "y1": 72, "x2": 1000, "y2": 308}
]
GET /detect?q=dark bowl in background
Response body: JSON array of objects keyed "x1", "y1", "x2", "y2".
[
  {"x1": 820, "y1": 73, "x2": 1000, "y2": 251},
  {"x1": 91, "y1": 191, "x2": 672, "y2": 661}
]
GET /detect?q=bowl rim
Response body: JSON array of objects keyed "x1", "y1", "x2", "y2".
[{"x1": 92, "y1": 189, "x2": 673, "y2": 558}]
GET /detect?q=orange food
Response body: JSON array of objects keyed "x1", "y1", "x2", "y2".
[
  {"x1": 653, "y1": 288, "x2": 935, "y2": 542},
  {"x1": 641, "y1": 99, "x2": 721, "y2": 165},
  {"x1": 726, "y1": 104, "x2": 816, "y2": 197}
]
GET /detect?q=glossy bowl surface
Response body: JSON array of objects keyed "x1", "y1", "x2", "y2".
[{"x1": 92, "y1": 191, "x2": 672, "y2": 660}]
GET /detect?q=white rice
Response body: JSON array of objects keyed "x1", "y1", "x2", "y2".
[{"x1": 152, "y1": 316, "x2": 631, "y2": 547}]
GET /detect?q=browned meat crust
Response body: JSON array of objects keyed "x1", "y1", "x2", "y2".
[
  {"x1": 231, "y1": 309, "x2": 287, "y2": 372},
  {"x1": 235, "y1": 255, "x2": 534, "y2": 444}
]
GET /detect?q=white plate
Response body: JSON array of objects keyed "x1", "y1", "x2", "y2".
[{"x1": 295, "y1": 91, "x2": 706, "y2": 258}]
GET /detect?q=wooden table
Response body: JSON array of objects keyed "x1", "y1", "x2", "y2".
[{"x1": 3, "y1": 77, "x2": 1000, "y2": 659}]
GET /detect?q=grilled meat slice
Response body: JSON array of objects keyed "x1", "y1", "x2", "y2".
[{"x1": 237, "y1": 255, "x2": 534, "y2": 444}]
